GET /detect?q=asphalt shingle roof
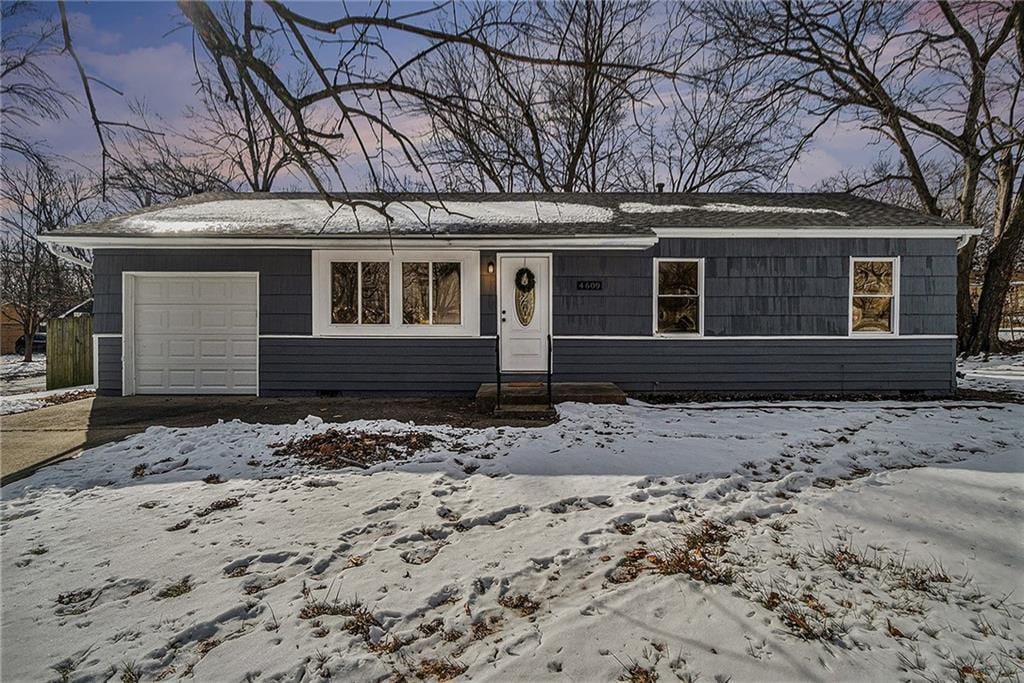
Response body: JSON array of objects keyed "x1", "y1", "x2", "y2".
[{"x1": 51, "y1": 191, "x2": 968, "y2": 239}]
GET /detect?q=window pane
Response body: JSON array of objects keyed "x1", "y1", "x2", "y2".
[
  {"x1": 402, "y1": 262, "x2": 430, "y2": 324},
  {"x1": 432, "y1": 262, "x2": 461, "y2": 324},
  {"x1": 853, "y1": 261, "x2": 893, "y2": 295},
  {"x1": 852, "y1": 296, "x2": 892, "y2": 332},
  {"x1": 658, "y1": 296, "x2": 699, "y2": 334},
  {"x1": 330, "y1": 262, "x2": 358, "y2": 324},
  {"x1": 659, "y1": 261, "x2": 699, "y2": 296},
  {"x1": 361, "y1": 262, "x2": 389, "y2": 324}
]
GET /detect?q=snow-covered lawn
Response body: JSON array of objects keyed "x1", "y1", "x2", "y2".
[
  {"x1": 0, "y1": 385, "x2": 95, "y2": 415},
  {"x1": 1, "y1": 354, "x2": 46, "y2": 380},
  {"x1": 2, "y1": 400, "x2": 1022, "y2": 681},
  {"x1": 960, "y1": 354, "x2": 1024, "y2": 396}
]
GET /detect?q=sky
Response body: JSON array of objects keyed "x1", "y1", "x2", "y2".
[{"x1": 5, "y1": 0, "x2": 882, "y2": 192}]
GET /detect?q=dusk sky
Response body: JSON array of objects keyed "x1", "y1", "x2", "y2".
[{"x1": 12, "y1": 1, "x2": 882, "y2": 191}]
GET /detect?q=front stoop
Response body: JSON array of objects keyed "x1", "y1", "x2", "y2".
[{"x1": 475, "y1": 382, "x2": 627, "y2": 417}]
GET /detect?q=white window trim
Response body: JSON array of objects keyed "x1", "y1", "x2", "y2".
[
  {"x1": 653, "y1": 257, "x2": 705, "y2": 337},
  {"x1": 848, "y1": 256, "x2": 900, "y2": 337},
  {"x1": 312, "y1": 250, "x2": 480, "y2": 337}
]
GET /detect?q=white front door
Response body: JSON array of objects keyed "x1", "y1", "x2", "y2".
[
  {"x1": 499, "y1": 254, "x2": 550, "y2": 372},
  {"x1": 127, "y1": 273, "x2": 258, "y2": 395}
]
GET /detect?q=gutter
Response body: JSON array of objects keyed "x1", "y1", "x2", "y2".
[{"x1": 43, "y1": 240, "x2": 93, "y2": 269}]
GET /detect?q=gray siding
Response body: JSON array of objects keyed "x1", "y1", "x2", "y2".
[
  {"x1": 655, "y1": 238, "x2": 956, "y2": 336},
  {"x1": 96, "y1": 336, "x2": 122, "y2": 396},
  {"x1": 553, "y1": 251, "x2": 653, "y2": 335},
  {"x1": 89, "y1": 238, "x2": 958, "y2": 397},
  {"x1": 553, "y1": 338, "x2": 955, "y2": 395},
  {"x1": 260, "y1": 338, "x2": 495, "y2": 395},
  {"x1": 93, "y1": 249, "x2": 311, "y2": 335},
  {"x1": 480, "y1": 250, "x2": 497, "y2": 336}
]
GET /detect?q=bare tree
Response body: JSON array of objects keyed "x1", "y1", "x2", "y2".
[
  {"x1": 415, "y1": 1, "x2": 685, "y2": 192},
  {"x1": 1, "y1": 160, "x2": 97, "y2": 362},
  {"x1": 1, "y1": 1, "x2": 75, "y2": 161},
  {"x1": 696, "y1": 0, "x2": 1024, "y2": 354},
  {"x1": 104, "y1": 105, "x2": 234, "y2": 210}
]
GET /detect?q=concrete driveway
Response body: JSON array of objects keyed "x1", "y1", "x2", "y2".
[{"x1": 0, "y1": 395, "x2": 538, "y2": 485}]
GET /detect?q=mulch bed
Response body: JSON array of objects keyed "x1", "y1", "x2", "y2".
[
  {"x1": 44, "y1": 390, "x2": 96, "y2": 407},
  {"x1": 272, "y1": 430, "x2": 439, "y2": 469}
]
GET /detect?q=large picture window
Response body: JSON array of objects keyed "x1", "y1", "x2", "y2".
[
  {"x1": 850, "y1": 257, "x2": 898, "y2": 335},
  {"x1": 655, "y1": 259, "x2": 702, "y2": 335},
  {"x1": 314, "y1": 250, "x2": 478, "y2": 336}
]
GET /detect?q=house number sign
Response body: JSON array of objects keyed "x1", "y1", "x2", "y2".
[{"x1": 576, "y1": 280, "x2": 603, "y2": 291}]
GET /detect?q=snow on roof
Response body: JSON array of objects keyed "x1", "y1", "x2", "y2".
[
  {"x1": 49, "y1": 192, "x2": 970, "y2": 239},
  {"x1": 125, "y1": 199, "x2": 614, "y2": 234},
  {"x1": 619, "y1": 201, "x2": 849, "y2": 217}
]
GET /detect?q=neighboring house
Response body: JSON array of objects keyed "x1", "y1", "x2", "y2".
[
  {"x1": 40, "y1": 192, "x2": 977, "y2": 398},
  {"x1": 1, "y1": 304, "x2": 23, "y2": 355}
]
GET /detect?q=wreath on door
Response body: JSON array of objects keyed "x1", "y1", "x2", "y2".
[
  {"x1": 514, "y1": 268, "x2": 536, "y2": 293},
  {"x1": 514, "y1": 267, "x2": 536, "y2": 326}
]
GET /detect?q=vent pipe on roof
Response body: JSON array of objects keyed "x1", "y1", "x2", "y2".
[{"x1": 655, "y1": 182, "x2": 664, "y2": 193}]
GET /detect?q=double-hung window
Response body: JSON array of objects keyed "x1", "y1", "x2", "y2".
[
  {"x1": 655, "y1": 258, "x2": 703, "y2": 335},
  {"x1": 314, "y1": 250, "x2": 478, "y2": 336},
  {"x1": 850, "y1": 257, "x2": 899, "y2": 335}
]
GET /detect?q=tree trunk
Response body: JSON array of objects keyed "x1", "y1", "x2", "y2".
[
  {"x1": 21, "y1": 316, "x2": 36, "y2": 363},
  {"x1": 956, "y1": 236, "x2": 977, "y2": 352},
  {"x1": 967, "y1": 201, "x2": 1024, "y2": 355}
]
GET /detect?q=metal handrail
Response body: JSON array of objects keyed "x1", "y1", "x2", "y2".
[
  {"x1": 547, "y1": 333, "x2": 553, "y2": 407},
  {"x1": 495, "y1": 333, "x2": 501, "y2": 410}
]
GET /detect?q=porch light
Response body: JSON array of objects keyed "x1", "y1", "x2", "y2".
[{"x1": 487, "y1": 261, "x2": 495, "y2": 274}]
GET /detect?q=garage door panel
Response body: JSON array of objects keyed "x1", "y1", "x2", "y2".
[{"x1": 131, "y1": 274, "x2": 258, "y2": 395}]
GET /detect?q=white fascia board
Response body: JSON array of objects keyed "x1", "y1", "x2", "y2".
[
  {"x1": 37, "y1": 234, "x2": 658, "y2": 250},
  {"x1": 653, "y1": 226, "x2": 981, "y2": 238}
]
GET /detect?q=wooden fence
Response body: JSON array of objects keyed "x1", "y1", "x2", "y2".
[{"x1": 46, "y1": 315, "x2": 93, "y2": 390}]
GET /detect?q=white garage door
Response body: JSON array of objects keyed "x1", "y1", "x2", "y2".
[{"x1": 130, "y1": 274, "x2": 258, "y2": 394}]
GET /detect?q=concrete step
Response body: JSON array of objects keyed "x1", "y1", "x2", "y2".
[{"x1": 476, "y1": 381, "x2": 626, "y2": 413}]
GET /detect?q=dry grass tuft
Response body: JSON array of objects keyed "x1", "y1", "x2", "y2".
[
  {"x1": 498, "y1": 592, "x2": 541, "y2": 616},
  {"x1": 414, "y1": 657, "x2": 467, "y2": 681},
  {"x1": 470, "y1": 615, "x2": 503, "y2": 641},
  {"x1": 344, "y1": 607, "x2": 382, "y2": 639},
  {"x1": 648, "y1": 520, "x2": 735, "y2": 585},
  {"x1": 156, "y1": 577, "x2": 192, "y2": 599},
  {"x1": 618, "y1": 658, "x2": 659, "y2": 683},
  {"x1": 367, "y1": 633, "x2": 409, "y2": 655},
  {"x1": 417, "y1": 617, "x2": 444, "y2": 637},
  {"x1": 195, "y1": 497, "x2": 240, "y2": 517}
]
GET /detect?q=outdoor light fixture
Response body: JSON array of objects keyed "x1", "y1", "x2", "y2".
[{"x1": 487, "y1": 261, "x2": 495, "y2": 274}]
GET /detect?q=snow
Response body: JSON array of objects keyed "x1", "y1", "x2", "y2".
[
  {"x1": 958, "y1": 354, "x2": 1024, "y2": 396},
  {"x1": 619, "y1": 201, "x2": 850, "y2": 217},
  {"x1": 0, "y1": 385, "x2": 95, "y2": 415},
  {"x1": 126, "y1": 200, "x2": 615, "y2": 233},
  {"x1": 1, "y1": 354, "x2": 46, "y2": 380},
  {"x1": 2, "y1": 401, "x2": 1022, "y2": 682}
]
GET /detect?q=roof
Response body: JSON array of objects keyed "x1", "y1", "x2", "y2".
[{"x1": 45, "y1": 192, "x2": 974, "y2": 243}]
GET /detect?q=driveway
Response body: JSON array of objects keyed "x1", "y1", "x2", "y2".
[{"x1": 0, "y1": 395, "x2": 542, "y2": 485}]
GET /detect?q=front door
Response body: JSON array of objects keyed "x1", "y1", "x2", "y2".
[{"x1": 499, "y1": 254, "x2": 550, "y2": 372}]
